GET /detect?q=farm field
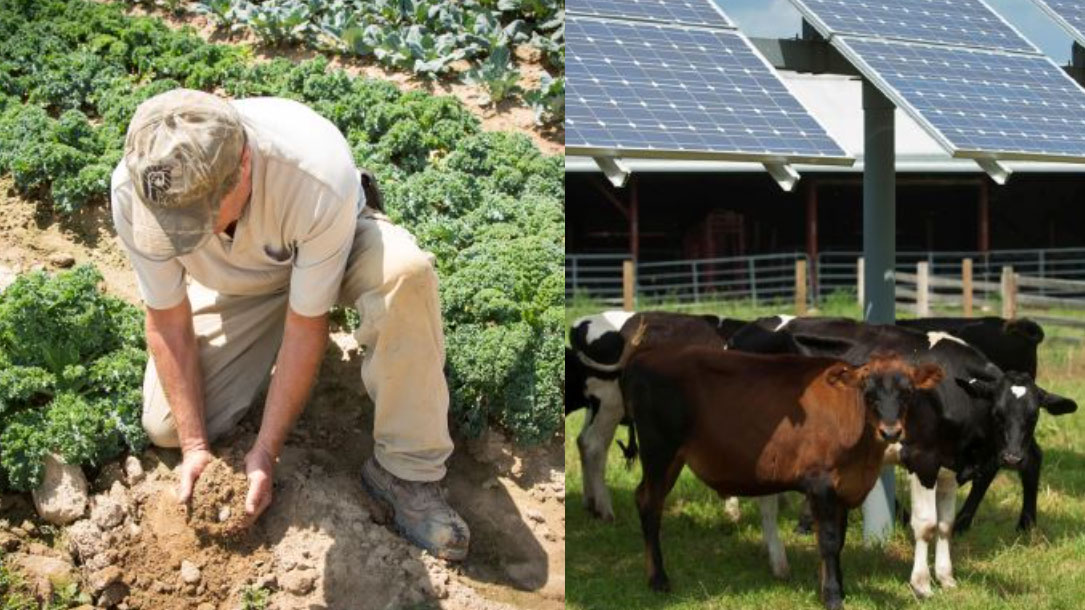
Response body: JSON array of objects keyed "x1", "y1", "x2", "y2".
[
  {"x1": 566, "y1": 301, "x2": 1085, "y2": 610},
  {"x1": 0, "y1": 0, "x2": 565, "y2": 608}
]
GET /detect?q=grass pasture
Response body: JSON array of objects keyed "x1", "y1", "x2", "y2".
[{"x1": 565, "y1": 299, "x2": 1085, "y2": 609}]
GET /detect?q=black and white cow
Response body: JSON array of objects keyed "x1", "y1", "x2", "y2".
[
  {"x1": 897, "y1": 316, "x2": 1046, "y2": 532},
  {"x1": 728, "y1": 316, "x2": 1076, "y2": 598},
  {"x1": 567, "y1": 311, "x2": 746, "y2": 521}
]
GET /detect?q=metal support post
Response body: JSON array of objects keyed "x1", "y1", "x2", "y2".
[{"x1": 861, "y1": 80, "x2": 896, "y2": 543}]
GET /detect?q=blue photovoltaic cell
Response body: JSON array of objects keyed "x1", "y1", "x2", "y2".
[
  {"x1": 791, "y1": 0, "x2": 1037, "y2": 53},
  {"x1": 1032, "y1": 0, "x2": 1085, "y2": 46},
  {"x1": 837, "y1": 37, "x2": 1085, "y2": 159},
  {"x1": 566, "y1": 16, "x2": 848, "y2": 161},
  {"x1": 568, "y1": 0, "x2": 733, "y2": 28}
]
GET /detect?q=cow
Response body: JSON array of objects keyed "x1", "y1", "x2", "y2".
[
  {"x1": 729, "y1": 316, "x2": 1076, "y2": 597},
  {"x1": 897, "y1": 316, "x2": 1046, "y2": 532},
  {"x1": 620, "y1": 327, "x2": 943, "y2": 610},
  {"x1": 566, "y1": 311, "x2": 746, "y2": 521}
]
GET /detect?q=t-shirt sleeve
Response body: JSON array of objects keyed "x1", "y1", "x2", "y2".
[
  {"x1": 288, "y1": 184, "x2": 357, "y2": 317},
  {"x1": 111, "y1": 169, "x2": 187, "y2": 310}
]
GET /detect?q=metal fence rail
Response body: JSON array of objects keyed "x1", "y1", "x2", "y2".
[
  {"x1": 566, "y1": 252, "x2": 808, "y2": 305},
  {"x1": 567, "y1": 247, "x2": 1085, "y2": 308}
]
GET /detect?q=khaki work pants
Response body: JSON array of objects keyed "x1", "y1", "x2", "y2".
[{"x1": 141, "y1": 208, "x2": 455, "y2": 482}]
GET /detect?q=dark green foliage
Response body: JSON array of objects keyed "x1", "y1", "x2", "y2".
[
  {"x1": 0, "y1": 0, "x2": 564, "y2": 444},
  {"x1": 0, "y1": 266, "x2": 148, "y2": 491}
]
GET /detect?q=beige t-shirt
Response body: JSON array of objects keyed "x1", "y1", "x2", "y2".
[{"x1": 112, "y1": 97, "x2": 361, "y2": 317}]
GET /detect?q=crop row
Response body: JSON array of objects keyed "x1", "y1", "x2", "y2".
[
  {"x1": 0, "y1": 0, "x2": 563, "y2": 490},
  {"x1": 185, "y1": 0, "x2": 565, "y2": 123}
]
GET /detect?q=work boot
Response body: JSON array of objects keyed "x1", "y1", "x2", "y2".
[{"x1": 361, "y1": 457, "x2": 470, "y2": 561}]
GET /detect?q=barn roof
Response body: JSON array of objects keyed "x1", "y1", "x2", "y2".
[{"x1": 566, "y1": 71, "x2": 1085, "y2": 174}]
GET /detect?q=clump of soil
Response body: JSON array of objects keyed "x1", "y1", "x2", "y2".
[{"x1": 187, "y1": 453, "x2": 251, "y2": 538}]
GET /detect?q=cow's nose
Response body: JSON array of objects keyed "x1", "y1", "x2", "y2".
[
  {"x1": 878, "y1": 424, "x2": 902, "y2": 442},
  {"x1": 1001, "y1": 452, "x2": 1023, "y2": 466}
]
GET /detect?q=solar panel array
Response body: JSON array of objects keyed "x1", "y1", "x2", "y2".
[
  {"x1": 1031, "y1": 0, "x2": 1085, "y2": 48},
  {"x1": 567, "y1": 17, "x2": 849, "y2": 161},
  {"x1": 569, "y1": 0, "x2": 733, "y2": 28},
  {"x1": 837, "y1": 38, "x2": 1085, "y2": 159},
  {"x1": 789, "y1": 0, "x2": 1085, "y2": 162},
  {"x1": 565, "y1": 1, "x2": 851, "y2": 165},
  {"x1": 792, "y1": 0, "x2": 1037, "y2": 53}
]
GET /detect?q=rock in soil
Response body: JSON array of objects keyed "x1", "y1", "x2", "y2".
[
  {"x1": 32, "y1": 454, "x2": 88, "y2": 525},
  {"x1": 186, "y1": 453, "x2": 250, "y2": 538},
  {"x1": 9, "y1": 553, "x2": 76, "y2": 599},
  {"x1": 180, "y1": 560, "x2": 201, "y2": 584}
]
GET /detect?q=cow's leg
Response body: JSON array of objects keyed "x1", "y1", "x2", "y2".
[
  {"x1": 724, "y1": 496, "x2": 742, "y2": 523},
  {"x1": 578, "y1": 379, "x2": 624, "y2": 520},
  {"x1": 934, "y1": 469, "x2": 958, "y2": 588},
  {"x1": 758, "y1": 495, "x2": 790, "y2": 579},
  {"x1": 795, "y1": 495, "x2": 815, "y2": 534},
  {"x1": 1017, "y1": 439, "x2": 1042, "y2": 531},
  {"x1": 909, "y1": 473, "x2": 937, "y2": 598},
  {"x1": 953, "y1": 459, "x2": 998, "y2": 534},
  {"x1": 635, "y1": 453, "x2": 684, "y2": 592},
  {"x1": 807, "y1": 483, "x2": 847, "y2": 610}
]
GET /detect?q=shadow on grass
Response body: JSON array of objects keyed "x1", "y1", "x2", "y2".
[{"x1": 567, "y1": 480, "x2": 1039, "y2": 609}]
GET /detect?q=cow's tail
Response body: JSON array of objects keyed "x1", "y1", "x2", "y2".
[
  {"x1": 574, "y1": 318, "x2": 648, "y2": 373},
  {"x1": 616, "y1": 419, "x2": 639, "y2": 468}
]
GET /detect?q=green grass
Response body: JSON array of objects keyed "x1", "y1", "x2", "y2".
[{"x1": 565, "y1": 300, "x2": 1085, "y2": 610}]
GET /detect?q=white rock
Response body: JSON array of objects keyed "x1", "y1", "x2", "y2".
[
  {"x1": 123, "y1": 456, "x2": 144, "y2": 484},
  {"x1": 218, "y1": 505, "x2": 231, "y2": 522},
  {"x1": 180, "y1": 560, "x2": 201, "y2": 585},
  {"x1": 31, "y1": 454, "x2": 88, "y2": 525},
  {"x1": 91, "y1": 497, "x2": 125, "y2": 530},
  {"x1": 66, "y1": 519, "x2": 104, "y2": 562}
]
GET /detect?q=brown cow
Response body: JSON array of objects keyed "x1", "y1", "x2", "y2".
[{"x1": 621, "y1": 345, "x2": 942, "y2": 609}]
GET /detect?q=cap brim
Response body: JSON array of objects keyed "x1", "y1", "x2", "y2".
[{"x1": 131, "y1": 194, "x2": 214, "y2": 262}]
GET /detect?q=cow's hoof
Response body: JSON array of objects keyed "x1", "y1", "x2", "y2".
[
  {"x1": 820, "y1": 594, "x2": 844, "y2": 610},
  {"x1": 909, "y1": 579, "x2": 934, "y2": 599},
  {"x1": 648, "y1": 574, "x2": 671, "y2": 592},
  {"x1": 953, "y1": 517, "x2": 973, "y2": 535},
  {"x1": 937, "y1": 573, "x2": 958, "y2": 589},
  {"x1": 770, "y1": 563, "x2": 790, "y2": 580},
  {"x1": 1016, "y1": 517, "x2": 1036, "y2": 532}
]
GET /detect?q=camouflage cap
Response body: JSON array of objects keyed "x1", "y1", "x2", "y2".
[{"x1": 124, "y1": 88, "x2": 245, "y2": 261}]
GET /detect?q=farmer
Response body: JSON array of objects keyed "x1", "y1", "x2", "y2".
[{"x1": 110, "y1": 88, "x2": 469, "y2": 560}]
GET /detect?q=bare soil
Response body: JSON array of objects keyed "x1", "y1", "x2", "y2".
[{"x1": 0, "y1": 184, "x2": 565, "y2": 609}]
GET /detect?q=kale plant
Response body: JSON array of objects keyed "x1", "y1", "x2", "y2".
[{"x1": 0, "y1": 265, "x2": 147, "y2": 491}]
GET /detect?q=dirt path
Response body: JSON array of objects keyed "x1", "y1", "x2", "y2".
[{"x1": 0, "y1": 184, "x2": 565, "y2": 609}]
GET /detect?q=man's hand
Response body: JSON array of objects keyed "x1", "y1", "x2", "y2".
[
  {"x1": 244, "y1": 443, "x2": 276, "y2": 519},
  {"x1": 177, "y1": 448, "x2": 213, "y2": 504}
]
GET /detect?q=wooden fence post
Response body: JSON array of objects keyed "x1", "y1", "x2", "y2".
[
  {"x1": 1001, "y1": 265, "x2": 1016, "y2": 319},
  {"x1": 916, "y1": 261, "x2": 930, "y2": 317},
  {"x1": 795, "y1": 259, "x2": 808, "y2": 315},
  {"x1": 962, "y1": 258, "x2": 973, "y2": 318},
  {"x1": 623, "y1": 260, "x2": 635, "y2": 311},
  {"x1": 857, "y1": 257, "x2": 865, "y2": 306}
]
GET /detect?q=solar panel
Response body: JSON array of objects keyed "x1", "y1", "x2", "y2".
[
  {"x1": 791, "y1": 0, "x2": 1038, "y2": 53},
  {"x1": 567, "y1": 0, "x2": 733, "y2": 29},
  {"x1": 566, "y1": 16, "x2": 850, "y2": 164},
  {"x1": 836, "y1": 37, "x2": 1085, "y2": 160},
  {"x1": 1031, "y1": 0, "x2": 1085, "y2": 47}
]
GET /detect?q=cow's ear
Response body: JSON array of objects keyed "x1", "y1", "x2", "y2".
[
  {"x1": 792, "y1": 333, "x2": 856, "y2": 355},
  {"x1": 826, "y1": 363, "x2": 862, "y2": 389},
  {"x1": 1039, "y1": 388, "x2": 1078, "y2": 415},
  {"x1": 1005, "y1": 318, "x2": 1045, "y2": 345},
  {"x1": 911, "y1": 362, "x2": 944, "y2": 390},
  {"x1": 956, "y1": 376, "x2": 997, "y2": 398}
]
